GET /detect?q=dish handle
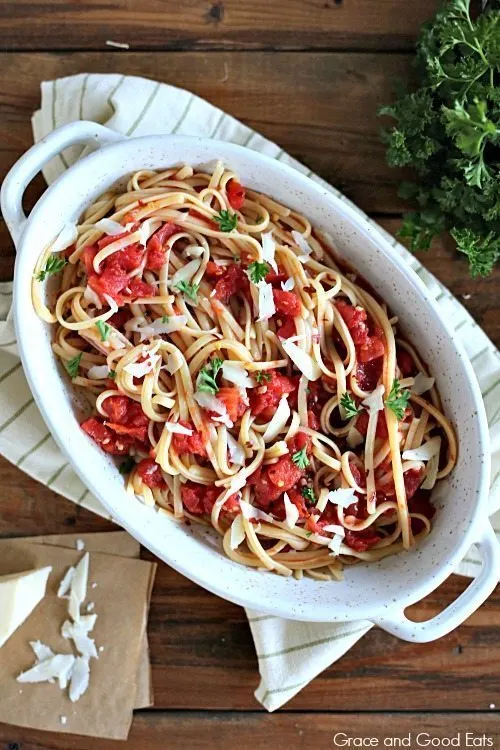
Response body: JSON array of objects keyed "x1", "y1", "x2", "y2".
[
  {"x1": 373, "y1": 522, "x2": 500, "y2": 643},
  {"x1": 1, "y1": 121, "x2": 124, "y2": 245}
]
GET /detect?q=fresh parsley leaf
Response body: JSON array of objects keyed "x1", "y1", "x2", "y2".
[
  {"x1": 247, "y1": 261, "x2": 270, "y2": 284},
  {"x1": 175, "y1": 280, "x2": 199, "y2": 303},
  {"x1": 108, "y1": 370, "x2": 116, "y2": 379},
  {"x1": 292, "y1": 447, "x2": 309, "y2": 470},
  {"x1": 215, "y1": 210, "x2": 238, "y2": 233},
  {"x1": 385, "y1": 379, "x2": 411, "y2": 421},
  {"x1": 95, "y1": 320, "x2": 110, "y2": 341},
  {"x1": 196, "y1": 357, "x2": 224, "y2": 395},
  {"x1": 339, "y1": 392, "x2": 361, "y2": 420},
  {"x1": 305, "y1": 531, "x2": 313, "y2": 538},
  {"x1": 119, "y1": 456, "x2": 136, "y2": 475},
  {"x1": 255, "y1": 370, "x2": 271, "y2": 384},
  {"x1": 379, "y1": 0, "x2": 500, "y2": 276},
  {"x1": 162, "y1": 315, "x2": 170, "y2": 323},
  {"x1": 65, "y1": 353, "x2": 82, "y2": 379},
  {"x1": 36, "y1": 254, "x2": 67, "y2": 282},
  {"x1": 301, "y1": 486, "x2": 316, "y2": 505}
]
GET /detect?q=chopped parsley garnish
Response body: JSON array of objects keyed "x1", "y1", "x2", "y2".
[
  {"x1": 108, "y1": 370, "x2": 116, "y2": 380},
  {"x1": 196, "y1": 357, "x2": 224, "y2": 395},
  {"x1": 65, "y1": 353, "x2": 82, "y2": 379},
  {"x1": 162, "y1": 315, "x2": 170, "y2": 323},
  {"x1": 255, "y1": 370, "x2": 271, "y2": 384},
  {"x1": 175, "y1": 280, "x2": 199, "y2": 303},
  {"x1": 305, "y1": 531, "x2": 313, "y2": 538},
  {"x1": 36, "y1": 254, "x2": 67, "y2": 281},
  {"x1": 215, "y1": 209, "x2": 238, "y2": 233},
  {"x1": 339, "y1": 392, "x2": 361, "y2": 420},
  {"x1": 385, "y1": 378, "x2": 411, "y2": 421},
  {"x1": 95, "y1": 320, "x2": 110, "y2": 342},
  {"x1": 247, "y1": 261, "x2": 270, "y2": 284},
  {"x1": 119, "y1": 456, "x2": 136, "y2": 475},
  {"x1": 292, "y1": 447, "x2": 309, "y2": 470},
  {"x1": 301, "y1": 486, "x2": 316, "y2": 505}
]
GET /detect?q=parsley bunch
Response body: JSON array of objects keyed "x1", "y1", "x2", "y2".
[{"x1": 380, "y1": 0, "x2": 500, "y2": 277}]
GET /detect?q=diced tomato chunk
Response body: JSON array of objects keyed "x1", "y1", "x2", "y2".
[
  {"x1": 249, "y1": 370, "x2": 297, "y2": 419},
  {"x1": 226, "y1": 180, "x2": 246, "y2": 210},
  {"x1": 408, "y1": 491, "x2": 435, "y2": 534},
  {"x1": 397, "y1": 348, "x2": 416, "y2": 377},
  {"x1": 356, "y1": 357, "x2": 383, "y2": 392},
  {"x1": 181, "y1": 482, "x2": 238, "y2": 515},
  {"x1": 265, "y1": 271, "x2": 288, "y2": 285},
  {"x1": 273, "y1": 289, "x2": 301, "y2": 317},
  {"x1": 81, "y1": 417, "x2": 133, "y2": 455},
  {"x1": 270, "y1": 487, "x2": 308, "y2": 521},
  {"x1": 250, "y1": 468, "x2": 284, "y2": 508},
  {"x1": 171, "y1": 421, "x2": 207, "y2": 457},
  {"x1": 108, "y1": 308, "x2": 132, "y2": 330},
  {"x1": 358, "y1": 337, "x2": 385, "y2": 363},
  {"x1": 267, "y1": 455, "x2": 303, "y2": 491},
  {"x1": 102, "y1": 396, "x2": 149, "y2": 442},
  {"x1": 404, "y1": 468, "x2": 424, "y2": 500},
  {"x1": 102, "y1": 395, "x2": 129, "y2": 424},
  {"x1": 88, "y1": 264, "x2": 129, "y2": 303},
  {"x1": 126, "y1": 277, "x2": 156, "y2": 300},
  {"x1": 344, "y1": 528, "x2": 381, "y2": 552},
  {"x1": 145, "y1": 221, "x2": 180, "y2": 270},
  {"x1": 277, "y1": 315, "x2": 296, "y2": 340},
  {"x1": 137, "y1": 458, "x2": 166, "y2": 488},
  {"x1": 82, "y1": 245, "x2": 98, "y2": 276},
  {"x1": 216, "y1": 387, "x2": 247, "y2": 422},
  {"x1": 214, "y1": 263, "x2": 250, "y2": 303},
  {"x1": 205, "y1": 261, "x2": 226, "y2": 279}
]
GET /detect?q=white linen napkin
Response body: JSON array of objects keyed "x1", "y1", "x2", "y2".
[{"x1": 1, "y1": 73, "x2": 499, "y2": 712}]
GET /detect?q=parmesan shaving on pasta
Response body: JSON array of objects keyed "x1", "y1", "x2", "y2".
[{"x1": 412, "y1": 372, "x2": 435, "y2": 395}]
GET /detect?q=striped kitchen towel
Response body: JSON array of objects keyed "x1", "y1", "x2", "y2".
[{"x1": 1, "y1": 74, "x2": 500, "y2": 712}]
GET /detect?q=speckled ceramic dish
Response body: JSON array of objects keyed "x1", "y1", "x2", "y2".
[{"x1": 3, "y1": 121, "x2": 498, "y2": 641}]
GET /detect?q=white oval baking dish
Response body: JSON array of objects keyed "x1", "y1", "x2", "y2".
[{"x1": 2, "y1": 121, "x2": 498, "y2": 641}]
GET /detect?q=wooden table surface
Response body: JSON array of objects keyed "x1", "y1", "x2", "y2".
[{"x1": 1, "y1": 2, "x2": 499, "y2": 748}]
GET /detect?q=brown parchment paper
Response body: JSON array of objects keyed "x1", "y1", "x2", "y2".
[
  {"x1": 13, "y1": 532, "x2": 153, "y2": 709},
  {"x1": 0, "y1": 539, "x2": 156, "y2": 740}
]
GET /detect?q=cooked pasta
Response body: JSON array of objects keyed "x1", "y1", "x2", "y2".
[{"x1": 32, "y1": 162, "x2": 458, "y2": 580}]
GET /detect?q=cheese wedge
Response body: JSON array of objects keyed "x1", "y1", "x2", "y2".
[{"x1": 0, "y1": 566, "x2": 52, "y2": 648}]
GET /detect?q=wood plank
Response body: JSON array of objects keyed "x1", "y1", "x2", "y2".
[
  {"x1": 1, "y1": 712, "x2": 499, "y2": 749},
  {"x1": 0, "y1": 1, "x2": 440, "y2": 52},
  {"x1": 0, "y1": 51, "x2": 413, "y2": 216},
  {"x1": 1, "y1": 454, "x2": 499, "y2": 712}
]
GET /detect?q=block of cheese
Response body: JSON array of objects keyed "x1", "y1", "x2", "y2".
[{"x1": 0, "y1": 566, "x2": 52, "y2": 648}]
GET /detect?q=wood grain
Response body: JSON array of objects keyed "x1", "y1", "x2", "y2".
[
  {"x1": 1, "y1": 712, "x2": 499, "y2": 749},
  {"x1": 0, "y1": 0, "x2": 440, "y2": 52},
  {"x1": 1, "y1": 455, "x2": 499, "y2": 712}
]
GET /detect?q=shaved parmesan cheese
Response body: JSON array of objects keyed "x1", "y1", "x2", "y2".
[
  {"x1": 68, "y1": 590, "x2": 81, "y2": 623},
  {"x1": 362, "y1": 384, "x2": 385, "y2": 413},
  {"x1": 256, "y1": 280, "x2": 275, "y2": 322},
  {"x1": 138, "y1": 218, "x2": 162, "y2": 246},
  {"x1": 69, "y1": 657, "x2": 90, "y2": 703},
  {"x1": 262, "y1": 232, "x2": 278, "y2": 272},
  {"x1": 0, "y1": 567, "x2": 52, "y2": 649},
  {"x1": 184, "y1": 245, "x2": 205, "y2": 258},
  {"x1": 222, "y1": 362, "x2": 255, "y2": 388},
  {"x1": 52, "y1": 223, "x2": 78, "y2": 254},
  {"x1": 195, "y1": 391, "x2": 226, "y2": 415},
  {"x1": 83, "y1": 285, "x2": 102, "y2": 310},
  {"x1": 297, "y1": 254, "x2": 311, "y2": 264},
  {"x1": 87, "y1": 365, "x2": 109, "y2": 380},
  {"x1": 228, "y1": 474, "x2": 248, "y2": 494},
  {"x1": 422, "y1": 453, "x2": 439, "y2": 490},
  {"x1": 282, "y1": 339, "x2": 321, "y2": 381},
  {"x1": 291, "y1": 230, "x2": 311, "y2": 256},
  {"x1": 325, "y1": 487, "x2": 357, "y2": 508},
  {"x1": 124, "y1": 354, "x2": 160, "y2": 378},
  {"x1": 283, "y1": 492, "x2": 299, "y2": 529},
  {"x1": 78, "y1": 614, "x2": 98, "y2": 633},
  {"x1": 227, "y1": 432, "x2": 246, "y2": 465},
  {"x1": 57, "y1": 567, "x2": 75, "y2": 599},
  {"x1": 165, "y1": 352, "x2": 183, "y2": 374},
  {"x1": 70, "y1": 552, "x2": 89, "y2": 613},
  {"x1": 17, "y1": 654, "x2": 75, "y2": 685},
  {"x1": 239, "y1": 500, "x2": 274, "y2": 524},
  {"x1": 281, "y1": 277, "x2": 295, "y2": 291},
  {"x1": 95, "y1": 218, "x2": 125, "y2": 236},
  {"x1": 282, "y1": 333, "x2": 307, "y2": 344},
  {"x1": 402, "y1": 436, "x2": 441, "y2": 462},
  {"x1": 229, "y1": 514, "x2": 246, "y2": 550},
  {"x1": 323, "y1": 523, "x2": 346, "y2": 536},
  {"x1": 412, "y1": 372, "x2": 435, "y2": 396},
  {"x1": 62, "y1": 622, "x2": 98, "y2": 660},
  {"x1": 30, "y1": 641, "x2": 55, "y2": 662},
  {"x1": 171, "y1": 259, "x2": 200, "y2": 287},
  {"x1": 347, "y1": 425, "x2": 364, "y2": 449},
  {"x1": 328, "y1": 534, "x2": 344, "y2": 556},
  {"x1": 165, "y1": 422, "x2": 193, "y2": 436},
  {"x1": 262, "y1": 395, "x2": 291, "y2": 441}
]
